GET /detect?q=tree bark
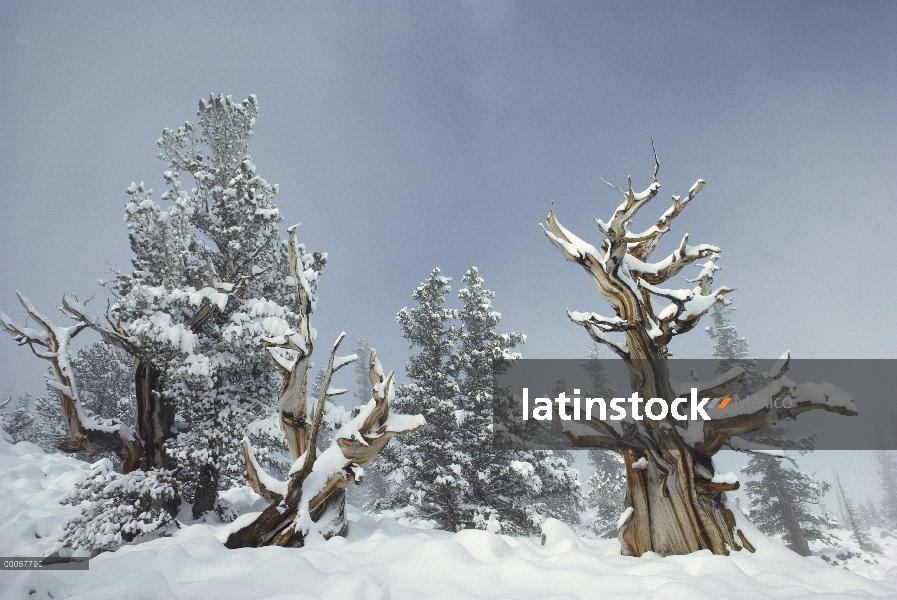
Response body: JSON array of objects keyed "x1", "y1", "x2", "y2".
[
  {"x1": 226, "y1": 338, "x2": 425, "y2": 549},
  {"x1": 134, "y1": 360, "x2": 175, "y2": 471},
  {"x1": 192, "y1": 464, "x2": 220, "y2": 519}
]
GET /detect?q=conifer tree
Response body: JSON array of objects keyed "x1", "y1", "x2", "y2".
[
  {"x1": 1, "y1": 393, "x2": 35, "y2": 444},
  {"x1": 456, "y1": 267, "x2": 580, "y2": 533},
  {"x1": 377, "y1": 268, "x2": 581, "y2": 533},
  {"x1": 584, "y1": 450, "x2": 626, "y2": 538},
  {"x1": 580, "y1": 343, "x2": 625, "y2": 537},
  {"x1": 71, "y1": 342, "x2": 136, "y2": 427},
  {"x1": 706, "y1": 303, "x2": 835, "y2": 556},
  {"x1": 376, "y1": 269, "x2": 464, "y2": 529},
  {"x1": 874, "y1": 450, "x2": 897, "y2": 529},
  {"x1": 742, "y1": 429, "x2": 837, "y2": 555},
  {"x1": 834, "y1": 471, "x2": 881, "y2": 554}
]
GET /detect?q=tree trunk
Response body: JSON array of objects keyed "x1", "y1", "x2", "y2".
[
  {"x1": 192, "y1": 464, "x2": 220, "y2": 519},
  {"x1": 134, "y1": 360, "x2": 175, "y2": 471},
  {"x1": 614, "y1": 365, "x2": 751, "y2": 556},
  {"x1": 226, "y1": 339, "x2": 425, "y2": 549},
  {"x1": 619, "y1": 447, "x2": 750, "y2": 556}
]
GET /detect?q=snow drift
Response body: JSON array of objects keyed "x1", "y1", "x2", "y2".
[{"x1": 0, "y1": 437, "x2": 894, "y2": 599}]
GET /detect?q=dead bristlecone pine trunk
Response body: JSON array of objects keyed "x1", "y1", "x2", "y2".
[
  {"x1": 226, "y1": 228, "x2": 424, "y2": 548},
  {"x1": 541, "y1": 142, "x2": 857, "y2": 557}
]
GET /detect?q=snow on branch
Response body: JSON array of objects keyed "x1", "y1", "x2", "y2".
[
  {"x1": 0, "y1": 293, "x2": 142, "y2": 470},
  {"x1": 695, "y1": 377, "x2": 857, "y2": 456},
  {"x1": 227, "y1": 345, "x2": 424, "y2": 548},
  {"x1": 566, "y1": 309, "x2": 631, "y2": 358}
]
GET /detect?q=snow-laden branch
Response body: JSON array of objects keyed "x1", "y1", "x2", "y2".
[
  {"x1": 566, "y1": 309, "x2": 631, "y2": 358},
  {"x1": 695, "y1": 376, "x2": 857, "y2": 456},
  {"x1": 0, "y1": 293, "x2": 142, "y2": 470},
  {"x1": 227, "y1": 346, "x2": 425, "y2": 548}
]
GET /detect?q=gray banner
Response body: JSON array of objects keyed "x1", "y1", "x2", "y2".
[
  {"x1": 0, "y1": 557, "x2": 90, "y2": 570},
  {"x1": 492, "y1": 359, "x2": 897, "y2": 451}
]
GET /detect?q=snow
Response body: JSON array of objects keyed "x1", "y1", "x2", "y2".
[
  {"x1": 331, "y1": 354, "x2": 358, "y2": 371},
  {"x1": 384, "y1": 413, "x2": 426, "y2": 433},
  {"x1": 1, "y1": 438, "x2": 895, "y2": 599},
  {"x1": 632, "y1": 457, "x2": 648, "y2": 469},
  {"x1": 711, "y1": 472, "x2": 738, "y2": 485},
  {"x1": 617, "y1": 506, "x2": 635, "y2": 529}
]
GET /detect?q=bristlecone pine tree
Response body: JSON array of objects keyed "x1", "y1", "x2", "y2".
[{"x1": 541, "y1": 145, "x2": 857, "y2": 556}]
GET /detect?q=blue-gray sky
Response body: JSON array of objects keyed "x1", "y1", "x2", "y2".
[{"x1": 1, "y1": 2, "x2": 895, "y2": 505}]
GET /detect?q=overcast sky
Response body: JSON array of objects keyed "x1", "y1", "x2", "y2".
[{"x1": 1, "y1": 2, "x2": 895, "y2": 507}]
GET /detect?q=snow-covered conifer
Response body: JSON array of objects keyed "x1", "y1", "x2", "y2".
[
  {"x1": 456, "y1": 267, "x2": 580, "y2": 534},
  {"x1": 834, "y1": 471, "x2": 881, "y2": 555},
  {"x1": 706, "y1": 303, "x2": 835, "y2": 556},
  {"x1": 376, "y1": 269, "x2": 463, "y2": 529},
  {"x1": 61, "y1": 459, "x2": 177, "y2": 552},
  {"x1": 584, "y1": 450, "x2": 626, "y2": 538},
  {"x1": 106, "y1": 94, "x2": 305, "y2": 516},
  {"x1": 71, "y1": 342, "x2": 135, "y2": 428},
  {"x1": 874, "y1": 450, "x2": 897, "y2": 529},
  {"x1": 377, "y1": 268, "x2": 581, "y2": 533},
  {"x1": 1, "y1": 393, "x2": 35, "y2": 444},
  {"x1": 32, "y1": 395, "x2": 67, "y2": 454}
]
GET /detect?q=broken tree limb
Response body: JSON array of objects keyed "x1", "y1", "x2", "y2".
[
  {"x1": 226, "y1": 344, "x2": 424, "y2": 548},
  {"x1": 0, "y1": 293, "x2": 143, "y2": 471}
]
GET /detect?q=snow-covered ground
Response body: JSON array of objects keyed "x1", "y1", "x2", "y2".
[{"x1": 1, "y1": 438, "x2": 895, "y2": 600}]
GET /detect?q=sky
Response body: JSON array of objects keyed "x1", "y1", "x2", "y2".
[{"x1": 1, "y1": 1, "x2": 895, "y2": 509}]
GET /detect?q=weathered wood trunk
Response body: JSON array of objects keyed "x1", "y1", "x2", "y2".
[
  {"x1": 615, "y1": 360, "x2": 749, "y2": 556},
  {"x1": 226, "y1": 335, "x2": 425, "y2": 549},
  {"x1": 541, "y1": 151, "x2": 747, "y2": 556},
  {"x1": 134, "y1": 360, "x2": 175, "y2": 471}
]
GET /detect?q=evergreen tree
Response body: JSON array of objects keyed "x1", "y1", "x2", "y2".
[
  {"x1": 0, "y1": 391, "x2": 67, "y2": 453},
  {"x1": 71, "y1": 342, "x2": 135, "y2": 427},
  {"x1": 706, "y1": 303, "x2": 765, "y2": 392},
  {"x1": 834, "y1": 471, "x2": 881, "y2": 554},
  {"x1": 1, "y1": 393, "x2": 35, "y2": 444},
  {"x1": 580, "y1": 343, "x2": 626, "y2": 538},
  {"x1": 377, "y1": 268, "x2": 581, "y2": 533},
  {"x1": 742, "y1": 429, "x2": 837, "y2": 555},
  {"x1": 32, "y1": 395, "x2": 67, "y2": 453},
  {"x1": 584, "y1": 450, "x2": 626, "y2": 538},
  {"x1": 874, "y1": 450, "x2": 897, "y2": 529},
  {"x1": 106, "y1": 94, "x2": 307, "y2": 516},
  {"x1": 706, "y1": 302, "x2": 835, "y2": 555},
  {"x1": 857, "y1": 498, "x2": 885, "y2": 532},
  {"x1": 376, "y1": 269, "x2": 463, "y2": 529},
  {"x1": 456, "y1": 267, "x2": 580, "y2": 534}
]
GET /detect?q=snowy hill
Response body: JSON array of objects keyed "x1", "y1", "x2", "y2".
[{"x1": 0, "y1": 438, "x2": 894, "y2": 600}]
